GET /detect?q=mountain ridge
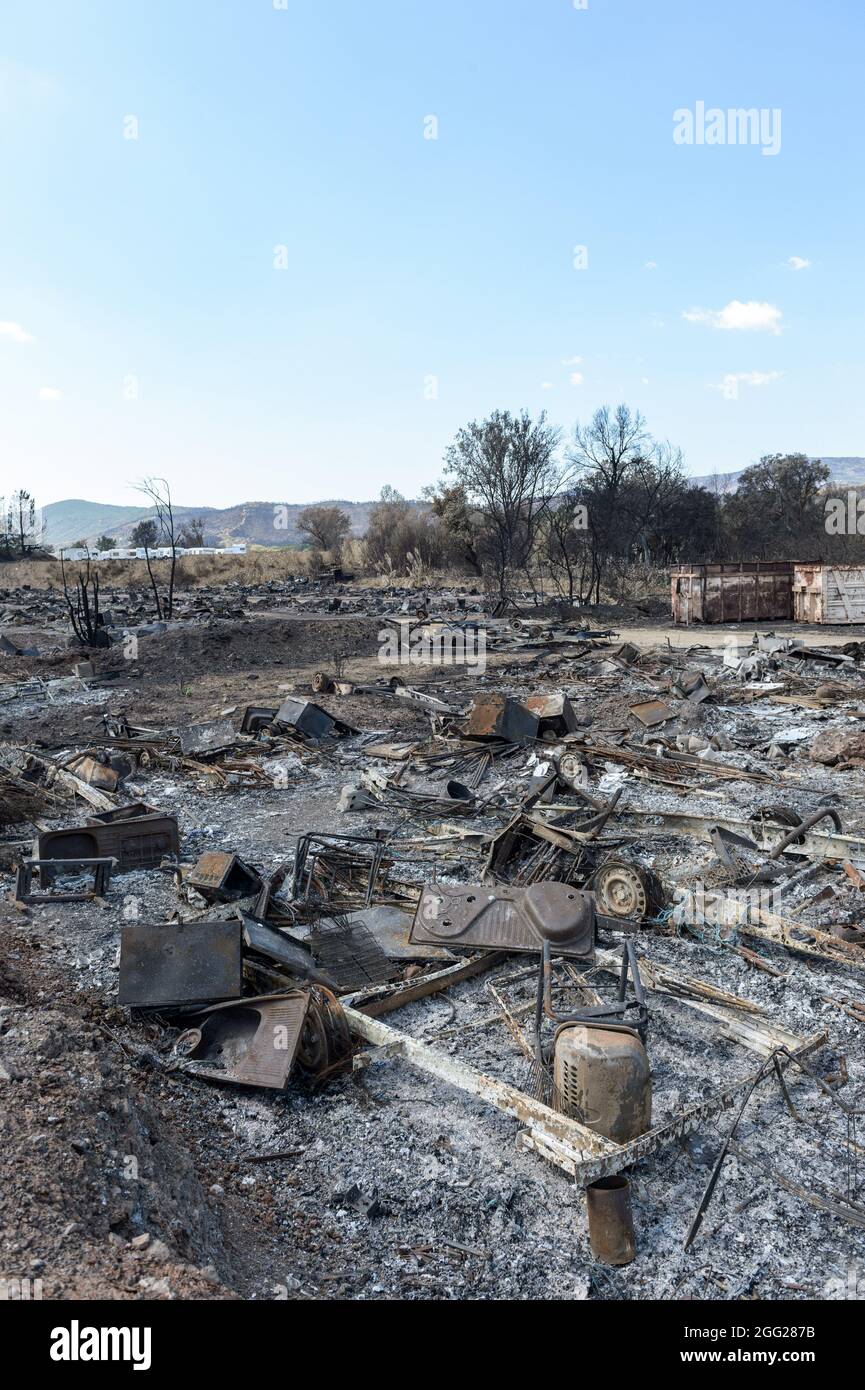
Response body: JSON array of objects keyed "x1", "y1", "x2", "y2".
[
  {"x1": 40, "y1": 497, "x2": 424, "y2": 549},
  {"x1": 40, "y1": 459, "x2": 865, "y2": 547},
  {"x1": 690, "y1": 457, "x2": 865, "y2": 494}
]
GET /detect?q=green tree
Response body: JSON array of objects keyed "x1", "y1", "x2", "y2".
[
  {"x1": 296, "y1": 505, "x2": 352, "y2": 557},
  {"x1": 443, "y1": 409, "x2": 564, "y2": 601}
]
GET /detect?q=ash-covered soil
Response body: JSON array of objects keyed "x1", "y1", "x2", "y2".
[{"x1": 2, "y1": 582, "x2": 865, "y2": 1301}]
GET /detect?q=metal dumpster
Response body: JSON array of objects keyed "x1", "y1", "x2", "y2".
[
  {"x1": 671, "y1": 563, "x2": 793, "y2": 624},
  {"x1": 792, "y1": 564, "x2": 865, "y2": 624}
]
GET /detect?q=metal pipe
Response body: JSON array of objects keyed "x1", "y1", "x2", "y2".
[
  {"x1": 768, "y1": 807, "x2": 843, "y2": 860},
  {"x1": 586, "y1": 1175, "x2": 636, "y2": 1265}
]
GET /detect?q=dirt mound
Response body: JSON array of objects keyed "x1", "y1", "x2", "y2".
[
  {"x1": 0, "y1": 946, "x2": 235, "y2": 1299},
  {"x1": 108, "y1": 616, "x2": 384, "y2": 683}
]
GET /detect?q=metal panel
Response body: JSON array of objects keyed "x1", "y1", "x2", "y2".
[
  {"x1": 464, "y1": 695, "x2": 539, "y2": 744},
  {"x1": 178, "y1": 719, "x2": 236, "y2": 756},
  {"x1": 410, "y1": 881, "x2": 594, "y2": 960},
  {"x1": 525, "y1": 693, "x2": 579, "y2": 735},
  {"x1": 187, "y1": 851, "x2": 263, "y2": 902},
  {"x1": 118, "y1": 921, "x2": 242, "y2": 1007},
  {"x1": 629, "y1": 699, "x2": 674, "y2": 727},
  {"x1": 181, "y1": 995, "x2": 309, "y2": 1089}
]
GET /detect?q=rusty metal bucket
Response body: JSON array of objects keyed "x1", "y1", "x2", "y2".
[
  {"x1": 586, "y1": 1175, "x2": 636, "y2": 1266},
  {"x1": 554, "y1": 1023, "x2": 651, "y2": 1143}
]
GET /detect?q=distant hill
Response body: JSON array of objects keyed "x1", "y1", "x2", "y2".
[
  {"x1": 691, "y1": 457, "x2": 865, "y2": 494},
  {"x1": 41, "y1": 497, "x2": 425, "y2": 550},
  {"x1": 42, "y1": 500, "x2": 154, "y2": 547}
]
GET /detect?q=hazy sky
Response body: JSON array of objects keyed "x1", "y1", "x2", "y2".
[{"x1": 1, "y1": 0, "x2": 862, "y2": 508}]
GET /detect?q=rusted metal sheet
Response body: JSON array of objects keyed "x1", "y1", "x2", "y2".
[
  {"x1": 629, "y1": 698, "x2": 674, "y2": 727},
  {"x1": 410, "y1": 881, "x2": 595, "y2": 960},
  {"x1": 793, "y1": 564, "x2": 865, "y2": 624},
  {"x1": 525, "y1": 693, "x2": 579, "y2": 736},
  {"x1": 118, "y1": 920, "x2": 242, "y2": 1007},
  {"x1": 671, "y1": 563, "x2": 793, "y2": 625},
  {"x1": 64, "y1": 754, "x2": 119, "y2": 791},
  {"x1": 177, "y1": 994, "x2": 309, "y2": 1089},
  {"x1": 186, "y1": 851, "x2": 263, "y2": 902},
  {"x1": 463, "y1": 695, "x2": 539, "y2": 744},
  {"x1": 35, "y1": 806, "x2": 179, "y2": 872}
]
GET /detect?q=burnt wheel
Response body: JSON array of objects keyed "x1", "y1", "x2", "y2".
[{"x1": 592, "y1": 860, "x2": 662, "y2": 921}]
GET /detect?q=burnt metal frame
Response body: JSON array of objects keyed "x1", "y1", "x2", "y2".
[
  {"x1": 35, "y1": 809, "x2": 179, "y2": 873},
  {"x1": 536, "y1": 938, "x2": 648, "y2": 1050},
  {"x1": 684, "y1": 1045, "x2": 862, "y2": 1250},
  {"x1": 293, "y1": 832, "x2": 390, "y2": 908},
  {"x1": 14, "y1": 857, "x2": 116, "y2": 903},
  {"x1": 346, "y1": 1003, "x2": 827, "y2": 1187}
]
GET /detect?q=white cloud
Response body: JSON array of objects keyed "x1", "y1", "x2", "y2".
[
  {"x1": 569, "y1": 372, "x2": 584, "y2": 386},
  {"x1": 561, "y1": 355, "x2": 583, "y2": 366},
  {"x1": 644, "y1": 260, "x2": 658, "y2": 270},
  {"x1": 640, "y1": 376, "x2": 650, "y2": 385},
  {"x1": 711, "y1": 370, "x2": 783, "y2": 391},
  {"x1": 786, "y1": 255, "x2": 810, "y2": 270},
  {"x1": 683, "y1": 299, "x2": 783, "y2": 334},
  {"x1": 0, "y1": 320, "x2": 35, "y2": 344},
  {"x1": 38, "y1": 386, "x2": 62, "y2": 400},
  {"x1": 540, "y1": 381, "x2": 554, "y2": 391}
]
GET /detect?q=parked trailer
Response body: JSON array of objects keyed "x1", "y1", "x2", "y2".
[
  {"x1": 671, "y1": 562, "x2": 793, "y2": 625},
  {"x1": 58, "y1": 544, "x2": 248, "y2": 561},
  {"x1": 793, "y1": 564, "x2": 865, "y2": 625}
]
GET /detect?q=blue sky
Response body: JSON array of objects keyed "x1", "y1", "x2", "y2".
[{"x1": 1, "y1": 0, "x2": 863, "y2": 508}]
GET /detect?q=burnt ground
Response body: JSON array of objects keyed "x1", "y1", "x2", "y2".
[{"x1": 3, "y1": 580, "x2": 865, "y2": 1301}]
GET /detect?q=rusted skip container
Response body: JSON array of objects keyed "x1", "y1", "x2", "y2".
[
  {"x1": 671, "y1": 562, "x2": 793, "y2": 624},
  {"x1": 792, "y1": 564, "x2": 865, "y2": 624}
]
